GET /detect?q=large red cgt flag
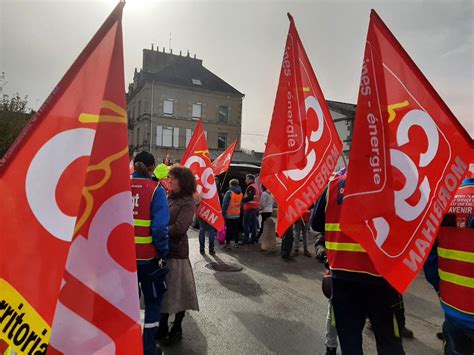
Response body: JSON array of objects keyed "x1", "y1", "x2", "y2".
[
  {"x1": 260, "y1": 13, "x2": 307, "y2": 177},
  {"x1": 340, "y1": 10, "x2": 473, "y2": 293},
  {"x1": 182, "y1": 120, "x2": 225, "y2": 231},
  {"x1": 211, "y1": 140, "x2": 238, "y2": 176},
  {"x1": 261, "y1": 14, "x2": 343, "y2": 236},
  {"x1": 0, "y1": 3, "x2": 142, "y2": 354}
]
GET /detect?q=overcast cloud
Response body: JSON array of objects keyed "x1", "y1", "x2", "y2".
[{"x1": 1, "y1": 0, "x2": 472, "y2": 151}]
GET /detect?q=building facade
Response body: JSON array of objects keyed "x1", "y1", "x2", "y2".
[{"x1": 127, "y1": 47, "x2": 244, "y2": 162}]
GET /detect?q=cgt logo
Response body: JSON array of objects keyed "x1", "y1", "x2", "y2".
[
  {"x1": 184, "y1": 155, "x2": 217, "y2": 200},
  {"x1": 369, "y1": 104, "x2": 450, "y2": 257}
]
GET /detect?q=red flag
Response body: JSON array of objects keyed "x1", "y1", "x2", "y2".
[
  {"x1": 260, "y1": 13, "x2": 307, "y2": 176},
  {"x1": 340, "y1": 10, "x2": 473, "y2": 293},
  {"x1": 182, "y1": 120, "x2": 225, "y2": 231},
  {"x1": 261, "y1": 14, "x2": 343, "y2": 236},
  {"x1": 0, "y1": 3, "x2": 141, "y2": 353},
  {"x1": 212, "y1": 140, "x2": 237, "y2": 176}
]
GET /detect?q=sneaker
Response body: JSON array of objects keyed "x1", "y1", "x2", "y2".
[
  {"x1": 325, "y1": 347, "x2": 337, "y2": 355},
  {"x1": 209, "y1": 250, "x2": 216, "y2": 255},
  {"x1": 200, "y1": 250, "x2": 205, "y2": 254},
  {"x1": 304, "y1": 250, "x2": 312, "y2": 257},
  {"x1": 281, "y1": 254, "x2": 295, "y2": 261},
  {"x1": 401, "y1": 326, "x2": 414, "y2": 339}
]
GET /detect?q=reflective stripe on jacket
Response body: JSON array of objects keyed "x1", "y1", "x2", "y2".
[
  {"x1": 325, "y1": 176, "x2": 380, "y2": 277},
  {"x1": 243, "y1": 183, "x2": 260, "y2": 211},
  {"x1": 131, "y1": 178, "x2": 158, "y2": 261},
  {"x1": 438, "y1": 226, "x2": 474, "y2": 319}
]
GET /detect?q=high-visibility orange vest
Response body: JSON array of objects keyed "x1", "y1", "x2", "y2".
[
  {"x1": 243, "y1": 183, "x2": 260, "y2": 211},
  {"x1": 131, "y1": 178, "x2": 158, "y2": 261},
  {"x1": 325, "y1": 176, "x2": 380, "y2": 277},
  {"x1": 438, "y1": 227, "x2": 474, "y2": 316},
  {"x1": 227, "y1": 191, "x2": 242, "y2": 217}
]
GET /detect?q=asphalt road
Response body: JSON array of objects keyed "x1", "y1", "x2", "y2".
[{"x1": 156, "y1": 229, "x2": 444, "y2": 355}]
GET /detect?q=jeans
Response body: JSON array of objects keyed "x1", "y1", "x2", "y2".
[
  {"x1": 199, "y1": 218, "x2": 216, "y2": 252},
  {"x1": 332, "y1": 277, "x2": 405, "y2": 355},
  {"x1": 243, "y1": 209, "x2": 259, "y2": 243},
  {"x1": 443, "y1": 317, "x2": 474, "y2": 355},
  {"x1": 293, "y1": 220, "x2": 309, "y2": 252},
  {"x1": 137, "y1": 259, "x2": 168, "y2": 355}
]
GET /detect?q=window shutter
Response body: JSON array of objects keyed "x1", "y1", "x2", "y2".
[
  {"x1": 156, "y1": 126, "x2": 162, "y2": 146},
  {"x1": 186, "y1": 129, "x2": 192, "y2": 147},
  {"x1": 173, "y1": 127, "x2": 179, "y2": 148}
]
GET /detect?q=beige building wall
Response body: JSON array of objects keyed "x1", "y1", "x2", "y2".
[{"x1": 128, "y1": 82, "x2": 242, "y2": 162}]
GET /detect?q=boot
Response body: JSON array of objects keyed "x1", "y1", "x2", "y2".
[
  {"x1": 162, "y1": 312, "x2": 184, "y2": 345},
  {"x1": 325, "y1": 347, "x2": 337, "y2": 355},
  {"x1": 156, "y1": 314, "x2": 169, "y2": 341},
  {"x1": 401, "y1": 326, "x2": 414, "y2": 339}
]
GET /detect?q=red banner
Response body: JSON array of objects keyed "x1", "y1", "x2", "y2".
[
  {"x1": 182, "y1": 120, "x2": 225, "y2": 231},
  {"x1": 260, "y1": 13, "x2": 307, "y2": 176},
  {"x1": 0, "y1": 3, "x2": 141, "y2": 353},
  {"x1": 340, "y1": 10, "x2": 473, "y2": 293},
  {"x1": 212, "y1": 140, "x2": 237, "y2": 176},
  {"x1": 261, "y1": 14, "x2": 343, "y2": 236}
]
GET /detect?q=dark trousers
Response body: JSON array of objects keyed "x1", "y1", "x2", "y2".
[
  {"x1": 258, "y1": 212, "x2": 273, "y2": 238},
  {"x1": 332, "y1": 277, "x2": 405, "y2": 355},
  {"x1": 137, "y1": 260, "x2": 168, "y2": 355},
  {"x1": 198, "y1": 218, "x2": 216, "y2": 252},
  {"x1": 225, "y1": 218, "x2": 240, "y2": 244},
  {"x1": 243, "y1": 209, "x2": 259, "y2": 243},
  {"x1": 443, "y1": 317, "x2": 474, "y2": 355},
  {"x1": 280, "y1": 226, "x2": 294, "y2": 257}
]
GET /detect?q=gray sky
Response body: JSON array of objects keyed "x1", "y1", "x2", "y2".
[{"x1": 1, "y1": 0, "x2": 472, "y2": 152}]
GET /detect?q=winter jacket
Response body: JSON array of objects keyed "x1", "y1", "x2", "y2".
[
  {"x1": 259, "y1": 191, "x2": 274, "y2": 213},
  {"x1": 167, "y1": 192, "x2": 196, "y2": 259},
  {"x1": 222, "y1": 185, "x2": 242, "y2": 219}
]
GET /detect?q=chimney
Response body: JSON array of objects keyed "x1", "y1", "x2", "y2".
[
  {"x1": 187, "y1": 50, "x2": 190, "y2": 57},
  {"x1": 151, "y1": 43, "x2": 154, "y2": 50},
  {"x1": 180, "y1": 51, "x2": 182, "y2": 56},
  {"x1": 170, "y1": 49, "x2": 173, "y2": 54},
  {"x1": 194, "y1": 54, "x2": 196, "y2": 59}
]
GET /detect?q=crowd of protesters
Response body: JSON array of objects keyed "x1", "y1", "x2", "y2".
[{"x1": 131, "y1": 150, "x2": 473, "y2": 355}]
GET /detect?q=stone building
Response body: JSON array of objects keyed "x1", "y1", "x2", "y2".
[{"x1": 126, "y1": 46, "x2": 244, "y2": 162}]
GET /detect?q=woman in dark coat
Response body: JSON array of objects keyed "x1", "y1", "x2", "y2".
[{"x1": 158, "y1": 165, "x2": 199, "y2": 345}]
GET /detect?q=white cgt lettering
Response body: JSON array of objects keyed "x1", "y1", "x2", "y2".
[
  {"x1": 283, "y1": 95, "x2": 325, "y2": 181},
  {"x1": 184, "y1": 156, "x2": 217, "y2": 200}
]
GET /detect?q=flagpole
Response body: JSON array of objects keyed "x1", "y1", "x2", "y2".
[{"x1": 219, "y1": 170, "x2": 229, "y2": 191}]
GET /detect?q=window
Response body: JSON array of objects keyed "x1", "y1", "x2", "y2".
[
  {"x1": 156, "y1": 126, "x2": 179, "y2": 148},
  {"x1": 186, "y1": 129, "x2": 208, "y2": 147},
  {"x1": 192, "y1": 79, "x2": 202, "y2": 86},
  {"x1": 218, "y1": 105, "x2": 228, "y2": 123},
  {"x1": 217, "y1": 133, "x2": 227, "y2": 149},
  {"x1": 192, "y1": 103, "x2": 202, "y2": 119},
  {"x1": 164, "y1": 98, "x2": 174, "y2": 115},
  {"x1": 162, "y1": 127, "x2": 173, "y2": 147},
  {"x1": 138, "y1": 101, "x2": 141, "y2": 116}
]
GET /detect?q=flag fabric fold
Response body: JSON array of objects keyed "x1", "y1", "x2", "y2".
[
  {"x1": 212, "y1": 140, "x2": 238, "y2": 176},
  {"x1": 260, "y1": 14, "x2": 343, "y2": 236},
  {"x1": 182, "y1": 120, "x2": 225, "y2": 231},
  {"x1": 340, "y1": 10, "x2": 473, "y2": 293},
  {"x1": 0, "y1": 3, "x2": 142, "y2": 353}
]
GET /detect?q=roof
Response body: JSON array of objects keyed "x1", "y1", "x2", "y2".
[
  {"x1": 129, "y1": 55, "x2": 244, "y2": 99},
  {"x1": 326, "y1": 100, "x2": 357, "y2": 117},
  {"x1": 210, "y1": 149, "x2": 261, "y2": 165}
]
